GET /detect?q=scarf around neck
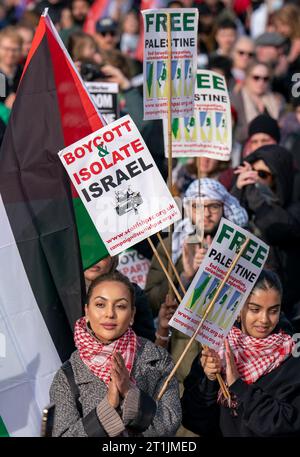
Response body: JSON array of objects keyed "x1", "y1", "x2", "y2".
[
  {"x1": 219, "y1": 326, "x2": 294, "y2": 385},
  {"x1": 74, "y1": 317, "x2": 137, "y2": 385}
]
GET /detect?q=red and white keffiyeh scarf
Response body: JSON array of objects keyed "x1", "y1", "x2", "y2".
[
  {"x1": 217, "y1": 326, "x2": 294, "y2": 409},
  {"x1": 219, "y1": 326, "x2": 294, "y2": 384},
  {"x1": 74, "y1": 317, "x2": 137, "y2": 385}
]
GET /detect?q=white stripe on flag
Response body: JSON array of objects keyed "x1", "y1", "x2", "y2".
[{"x1": 0, "y1": 195, "x2": 61, "y2": 437}]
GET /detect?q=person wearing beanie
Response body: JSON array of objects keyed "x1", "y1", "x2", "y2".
[
  {"x1": 232, "y1": 144, "x2": 300, "y2": 327},
  {"x1": 218, "y1": 114, "x2": 281, "y2": 191},
  {"x1": 246, "y1": 114, "x2": 280, "y2": 155}
]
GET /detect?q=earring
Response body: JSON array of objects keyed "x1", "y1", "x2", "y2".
[
  {"x1": 236, "y1": 315, "x2": 241, "y2": 323},
  {"x1": 86, "y1": 317, "x2": 89, "y2": 324}
]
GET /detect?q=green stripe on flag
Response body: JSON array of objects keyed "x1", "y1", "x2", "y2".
[
  {"x1": 73, "y1": 197, "x2": 108, "y2": 270},
  {"x1": 0, "y1": 416, "x2": 9, "y2": 437}
]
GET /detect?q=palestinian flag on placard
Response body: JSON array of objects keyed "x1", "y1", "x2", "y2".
[
  {"x1": 0, "y1": 11, "x2": 108, "y2": 436},
  {"x1": 0, "y1": 416, "x2": 9, "y2": 437}
]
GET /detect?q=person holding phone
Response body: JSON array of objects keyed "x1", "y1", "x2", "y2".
[{"x1": 232, "y1": 144, "x2": 300, "y2": 328}]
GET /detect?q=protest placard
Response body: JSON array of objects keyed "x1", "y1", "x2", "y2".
[
  {"x1": 169, "y1": 218, "x2": 269, "y2": 351},
  {"x1": 58, "y1": 115, "x2": 181, "y2": 256},
  {"x1": 142, "y1": 8, "x2": 198, "y2": 120},
  {"x1": 85, "y1": 82, "x2": 119, "y2": 124},
  {"x1": 163, "y1": 70, "x2": 232, "y2": 160},
  {"x1": 118, "y1": 249, "x2": 151, "y2": 289}
]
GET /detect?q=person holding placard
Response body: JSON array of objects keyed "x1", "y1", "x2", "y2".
[
  {"x1": 49, "y1": 271, "x2": 181, "y2": 437},
  {"x1": 146, "y1": 178, "x2": 248, "y2": 317},
  {"x1": 145, "y1": 178, "x2": 248, "y2": 391},
  {"x1": 232, "y1": 144, "x2": 300, "y2": 327},
  {"x1": 181, "y1": 270, "x2": 300, "y2": 437}
]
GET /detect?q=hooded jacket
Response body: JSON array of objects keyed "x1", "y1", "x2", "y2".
[{"x1": 231, "y1": 145, "x2": 300, "y2": 314}]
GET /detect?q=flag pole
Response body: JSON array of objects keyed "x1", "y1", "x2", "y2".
[
  {"x1": 147, "y1": 237, "x2": 182, "y2": 303},
  {"x1": 157, "y1": 232, "x2": 186, "y2": 295},
  {"x1": 157, "y1": 237, "x2": 250, "y2": 401},
  {"x1": 196, "y1": 160, "x2": 229, "y2": 401},
  {"x1": 167, "y1": 12, "x2": 174, "y2": 297},
  {"x1": 150, "y1": 234, "x2": 231, "y2": 401}
]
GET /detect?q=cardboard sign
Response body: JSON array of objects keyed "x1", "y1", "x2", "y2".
[
  {"x1": 169, "y1": 219, "x2": 269, "y2": 350},
  {"x1": 85, "y1": 82, "x2": 119, "y2": 124},
  {"x1": 164, "y1": 70, "x2": 232, "y2": 160},
  {"x1": 142, "y1": 8, "x2": 198, "y2": 120},
  {"x1": 118, "y1": 249, "x2": 151, "y2": 289},
  {"x1": 58, "y1": 115, "x2": 181, "y2": 256}
]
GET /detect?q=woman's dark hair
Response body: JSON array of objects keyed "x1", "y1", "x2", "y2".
[
  {"x1": 251, "y1": 269, "x2": 283, "y2": 298},
  {"x1": 86, "y1": 271, "x2": 136, "y2": 307}
]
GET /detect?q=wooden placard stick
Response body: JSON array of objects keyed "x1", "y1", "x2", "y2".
[
  {"x1": 156, "y1": 232, "x2": 187, "y2": 295},
  {"x1": 147, "y1": 237, "x2": 182, "y2": 303},
  {"x1": 157, "y1": 237, "x2": 250, "y2": 401},
  {"x1": 166, "y1": 12, "x2": 174, "y2": 296},
  {"x1": 152, "y1": 233, "x2": 231, "y2": 400}
]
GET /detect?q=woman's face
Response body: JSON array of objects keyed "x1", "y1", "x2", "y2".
[
  {"x1": 84, "y1": 256, "x2": 113, "y2": 282},
  {"x1": 252, "y1": 159, "x2": 274, "y2": 188},
  {"x1": 81, "y1": 39, "x2": 97, "y2": 59},
  {"x1": 240, "y1": 288, "x2": 281, "y2": 338},
  {"x1": 233, "y1": 40, "x2": 255, "y2": 71},
  {"x1": 197, "y1": 157, "x2": 219, "y2": 175},
  {"x1": 123, "y1": 12, "x2": 139, "y2": 35},
  {"x1": 246, "y1": 64, "x2": 270, "y2": 96},
  {"x1": 274, "y1": 19, "x2": 291, "y2": 38},
  {"x1": 85, "y1": 280, "x2": 135, "y2": 343}
]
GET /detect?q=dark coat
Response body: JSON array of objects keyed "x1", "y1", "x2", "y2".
[
  {"x1": 181, "y1": 345, "x2": 300, "y2": 437},
  {"x1": 132, "y1": 282, "x2": 155, "y2": 342},
  {"x1": 231, "y1": 145, "x2": 300, "y2": 316}
]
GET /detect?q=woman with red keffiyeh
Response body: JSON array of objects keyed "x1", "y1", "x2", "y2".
[
  {"x1": 49, "y1": 271, "x2": 181, "y2": 437},
  {"x1": 181, "y1": 270, "x2": 300, "y2": 437}
]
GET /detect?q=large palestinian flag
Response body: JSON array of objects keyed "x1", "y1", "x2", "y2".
[{"x1": 0, "y1": 12, "x2": 108, "y2": 436}]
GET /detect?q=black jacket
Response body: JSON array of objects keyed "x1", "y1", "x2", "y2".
[
  {"x1": 132, "y1": 282, "x2": 155, "y2": 342},
  {"x1": 231, "y1": 145, "x2": 300, "y2": 315},
  {"x1": 181, "y1": 347, "x2": 300, "y2": 437}
]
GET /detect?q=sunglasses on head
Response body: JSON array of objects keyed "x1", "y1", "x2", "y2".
[
  {"x1": 251, "y1": 74, "x2": 269, "y2": 82},
  {"x1": 237, "y1": 50, "x2": 254, "y2": 57},
  {"x1": 254, "y1": 169, "x2": 272, "y2": 179}
]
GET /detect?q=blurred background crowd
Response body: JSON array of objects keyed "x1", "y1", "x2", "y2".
[
  {"x1": 2, "y1": 1, "x2": 300, "y2": 429},
  {"x1": 1, "y1": 0, "x2": 300, "y2": 156}
]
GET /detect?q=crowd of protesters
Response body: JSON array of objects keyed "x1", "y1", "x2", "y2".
[{"x1": 1, "y1": 0, "x2": 300, "y2": 438}]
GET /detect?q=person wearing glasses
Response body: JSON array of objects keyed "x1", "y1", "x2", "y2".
[
  {"x1": 145, "y1": 179, "x2": 248, "y2": 403},
  {"x1": 94, "y1": 17, "x2": 119, "y2": 52},
  {"x1": 231, "y1": 60, "x2": 285, "y2": 145},
  {"x1": 231, "y1": 36, "x2": 255, "y2": 85},
  {"x1": 232, "y1": 144, "x2": 300, "y2": 329}
]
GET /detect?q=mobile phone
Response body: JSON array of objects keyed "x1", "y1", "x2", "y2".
[{"x1": 41, "y1": 404, "x2": 55, "y2": 437}]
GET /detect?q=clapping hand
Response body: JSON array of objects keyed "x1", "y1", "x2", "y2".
[{"x1": 107, "y1": 352, "x2": 130, "y2": 408}]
